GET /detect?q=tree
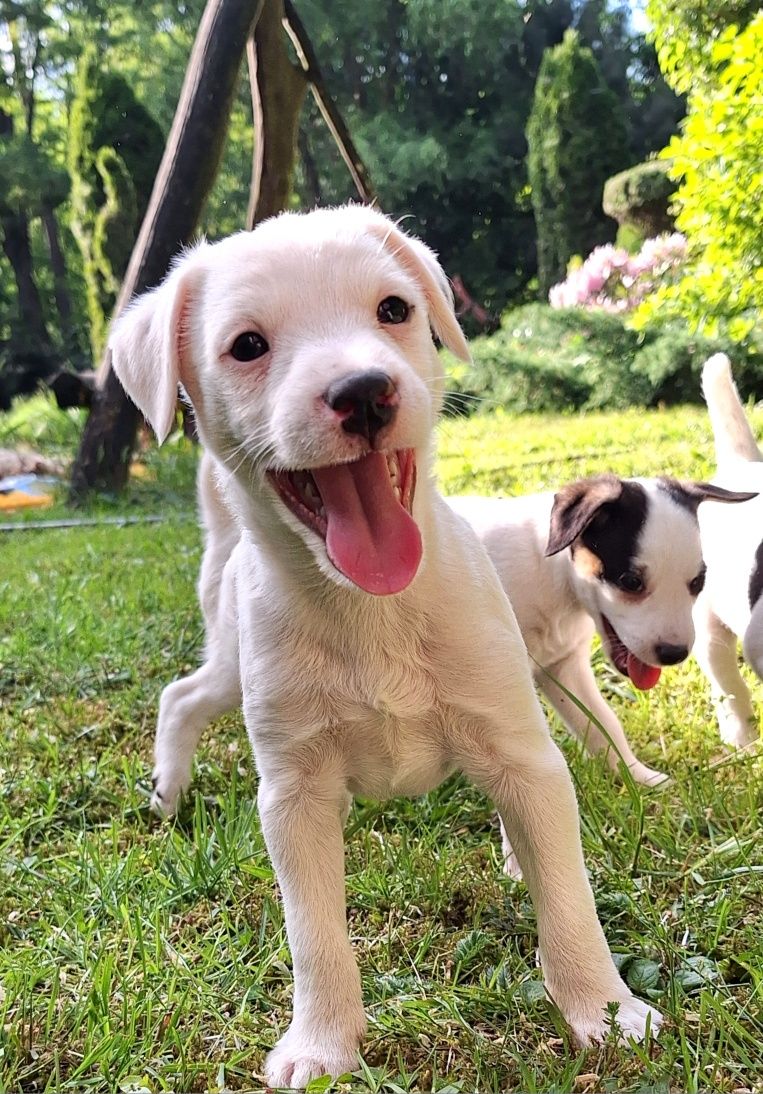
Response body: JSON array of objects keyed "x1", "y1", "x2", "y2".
[
  {"x1": 574, "y1": 0, "x2": 683, "y2": 162},
  {"x1": 635, "y1": 13, "x2": 763, "y2": 342},
  {"x1": 68, "y1": 45, "x2": 164, "y2": 359},
  {"x1": 526, "y1": 28, "x2": 628, "y2": 296},
  {"x1": 645, "y1": 0, "x2": 759, "y2": 92},
  {"x1": 70, "y1": 0, "x2": 264, "y2": 498}
]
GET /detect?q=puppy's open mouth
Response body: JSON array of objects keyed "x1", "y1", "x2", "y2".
[
  {"x1": 601, "y1": 615, "x2": 661, "y2": 691},
  {"x1": 267, "y1": 449, "x2": 421, "y2": 596}
]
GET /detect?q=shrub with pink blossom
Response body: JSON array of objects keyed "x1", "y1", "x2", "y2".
[{"x1": 549, "y1": 233, "x2": 687, "y2": 314}]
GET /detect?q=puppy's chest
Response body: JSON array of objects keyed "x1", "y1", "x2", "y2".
[
  {"x1": 244, "y1": 613, "x2": 440, "y2": 725},
  {"x1": 244, "y1": 615, "x2": 452, "y2": 795}
]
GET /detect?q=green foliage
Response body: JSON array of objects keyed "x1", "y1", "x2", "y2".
[
  {"x1": 93, "y1": 147, "x2": 138, "y2": 297},
  {"x1": 526, "y1": 29, "x2": 629, "y2": 297},
  {"x1": 636, "y1": 15, "x2": 763, "y2": 343},
  {"x1": 0, "y1": 135, "x2": 68, "y2": 215},
  {"x1": 68, "y1": 44, "x2": 163, "y2": 361},
  {"x1": 444, "y1": 303, "x2": 763, "y2": 414},
  {"x1": 294, "y1": 1, "x2": 679, "y2": 321},
  {"x1": 603, "y1": 159, "x2": 676, "y2": 237},
  {"x1": 646, "y1": 0, "x2": 759, "y2": 92}
]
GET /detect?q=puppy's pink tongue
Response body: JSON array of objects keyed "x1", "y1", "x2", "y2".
[
  {"x1": 312, "y1": 452, "x2": 422, "y2": 595},
  {"x1": 627, "y1": 653, "x2": 661, "y2": 690}
]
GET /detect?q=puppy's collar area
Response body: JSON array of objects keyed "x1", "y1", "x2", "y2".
[
  {"x1": 601, "y1": 615, "x2": 662, "y2": 691},
  {"x1": 267, "y1": 450, "x2": 421, "y2": 596}
]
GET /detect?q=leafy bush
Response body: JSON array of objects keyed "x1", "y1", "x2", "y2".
[
  {"x1": 526, "y1": 29, "x2": 628, "y2": 296},
  {"x1": 632, "y1": 327, "x2": 763, "y2": 404},
  {"x1": 638, "y1": 12, "x2": 763, "y2": 342},
  {"x1": 646, "y1": 0, "x2": 759, "y2": 92},
  {"x1": 603, "y1": 160, "x2": 676, "y2": 237},
  {"x1": 443, "y1": 303, "x2": 763, "y2": 414}
]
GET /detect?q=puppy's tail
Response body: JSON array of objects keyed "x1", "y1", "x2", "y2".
[{"x1": 702, "y1": 353, "x2": 763, "y2": 467}]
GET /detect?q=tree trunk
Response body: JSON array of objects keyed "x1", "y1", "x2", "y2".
[
  {"x1": 70, "y1": 0, "x2": 264, "y2": 501},
  {"x1": 297, "y1": 125, "x2": 322, "y2": 206},
  {"x1": 0, "y1": 210, "x2": 50, "y2": 347},
  {"x1": 0, "y1": 109, "x2": 50, "y2": 351},
  {"x1": 246, "y1": 0, "x2": 308, "y2": 228},
  {"x1": 42, "y1": 205, "x2": 80, "y2": 355},
  {"x1": 283, "y1": 0, "x2": 376, "y2": 205}
]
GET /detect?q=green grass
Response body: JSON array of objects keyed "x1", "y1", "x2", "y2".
[{"x1": 2, "y1": 399, "x2": 762, "y2": 1092}]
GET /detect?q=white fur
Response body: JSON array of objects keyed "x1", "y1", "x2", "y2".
[
  {"x1": 110, "y1": 205, "x2": 661, "y2": 1086},
  {"x1": 695, "y1": 354, "x2": 763, "y2": 746}
]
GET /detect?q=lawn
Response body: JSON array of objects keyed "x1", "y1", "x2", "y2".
[{"x1": 1, "y1": 397, "x2": 762, "y2": 1092}]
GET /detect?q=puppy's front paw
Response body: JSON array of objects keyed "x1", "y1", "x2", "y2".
[
  {"x1": 264, "y1": 1025, "x2": 362, "y2": 1089},
  {"x1": 718, "y1": 711, "x2": 758, "y2": 749},
  {"x1": 499, "y1": 818, "x2": 523, "y2": 880},
  {"x1": 149, "y1": 765, "x2": 190, "y2": 816},
  {"x1": 628, "y1": 761, "x2": 670, "y2": 788},
  {"x1": 502, "y1": 844, "x2": 524, "y2": 881},
  {"x1": 565, "y1": 993, "x2": 662, "y2": 1047}
]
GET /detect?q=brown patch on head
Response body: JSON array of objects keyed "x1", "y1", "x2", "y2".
[
  {"x1": 546, "y1": 475, "x2": 624, "y2": 557},
  {"x1": 547, "y1": 474, "x2": 652, "y2": 588},
  {"x1": 571, "y1": 543, "x2": 604, "y2": 579}
]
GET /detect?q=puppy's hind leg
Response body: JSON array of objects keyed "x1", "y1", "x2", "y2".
[
  {"x1": 501, "y1": 650, "x2": 668, "y2": 878},
  {"x1": 742, "y1": 597, "x2": 763, "y2": 741},
  {"x1": 152, "y1": 555, "x2": 242, "y2": 815},
  {"x1": 694, "y1": 600, "x2": 757, "y2": 747},
  {"x1": 539, "y1": 651, "x2": 668, "y2": 786}
]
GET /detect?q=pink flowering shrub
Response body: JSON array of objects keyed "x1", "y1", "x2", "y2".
[{"x1": 549, "y1": 233, "x2": 687, "y2": 314}]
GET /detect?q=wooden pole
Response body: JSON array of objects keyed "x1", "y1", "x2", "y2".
[
  {"x1": 246, "y1": 0, "x2": 308, "y2": 228},
  {"x1": 282, "y1": 0, "x2": 376, "y2": 205},
  {"x1": 70, "y1": 0, "x2": 264, "y2": 500}
]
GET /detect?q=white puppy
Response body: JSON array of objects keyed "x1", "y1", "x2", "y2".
[
  {"x1": 110, "y1": 205, "x2": 661, "y2": 1087},
  {"x1": 694, "y1": 354, "x2": 763, "y2": 746},
  {"x1": 450, "y1": 475, "x2": 752, "y2": 790}
]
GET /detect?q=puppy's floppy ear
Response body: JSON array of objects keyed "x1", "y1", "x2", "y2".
[
  {"x1": 367, "y1": 213, "x2": 471, "y2": 363},
  {"x1": 109, "y1": 248, "x2": 205, "y2": 444},
  {"x1": 546, "y1": 474, "x2": 624, "y2": 556},
  {"x1": 662, "y1": 478, "x2": 758, "y2": 510}
]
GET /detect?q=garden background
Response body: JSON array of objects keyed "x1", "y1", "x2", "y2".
[{"x1": 1, "y1": 1, "x2": 762, "y2": 1090}]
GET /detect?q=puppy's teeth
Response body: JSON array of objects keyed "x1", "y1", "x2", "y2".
[{"x1": 393, "y1": 486, "x2": 402, "y2": 503}]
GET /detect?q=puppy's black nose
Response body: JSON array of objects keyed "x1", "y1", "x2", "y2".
[
  {"x1": 655, "y1": 642, "x2": 689, "y2": 665},
  {"x1": 324, "y1": 370, "x2": 398, "y2": 444}
]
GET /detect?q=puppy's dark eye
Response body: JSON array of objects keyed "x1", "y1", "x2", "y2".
[
  {"x1": 617, "y1": 570, "x2": 644, "y2": 594},
  {"x1": 377, "y1": 296, "x2": 410, "y2": 325},
  {"x1": 230, "y1": 331, "x2": 269, "y2": 361},
  {"x1": 689, "y1": 567, "x2": 706, "y2": 596}
]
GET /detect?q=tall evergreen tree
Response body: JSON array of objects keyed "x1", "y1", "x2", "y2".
[
  {"x1": 68, "y1": 45, "x2": 164, "y2": 360},
  {"x1": 526, "y1": 28, "x2": 628, "y2": 296}
]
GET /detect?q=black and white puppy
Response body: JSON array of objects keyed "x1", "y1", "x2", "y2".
[
  {"x1": 694, "y1": 354, "x2": 763, "y2": 746},
  {"x1": 450, "y1": 474, "x2": 752, "y2": 791}
]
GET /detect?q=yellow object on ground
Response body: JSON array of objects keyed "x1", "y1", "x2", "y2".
[
  {"x1": 129, "y1": 462, "x2": 155, "y2": 481},
  {"x1": 0, "y1": 491, "x2": 54, "y2": 511}
]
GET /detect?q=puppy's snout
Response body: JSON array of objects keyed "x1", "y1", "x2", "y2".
[
  {"x1": 324, "y1": 369, "x2": 398, "y2": 444},
  {"x1": 655, "y1": 642, "x2": 689, "y2": 665}
]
